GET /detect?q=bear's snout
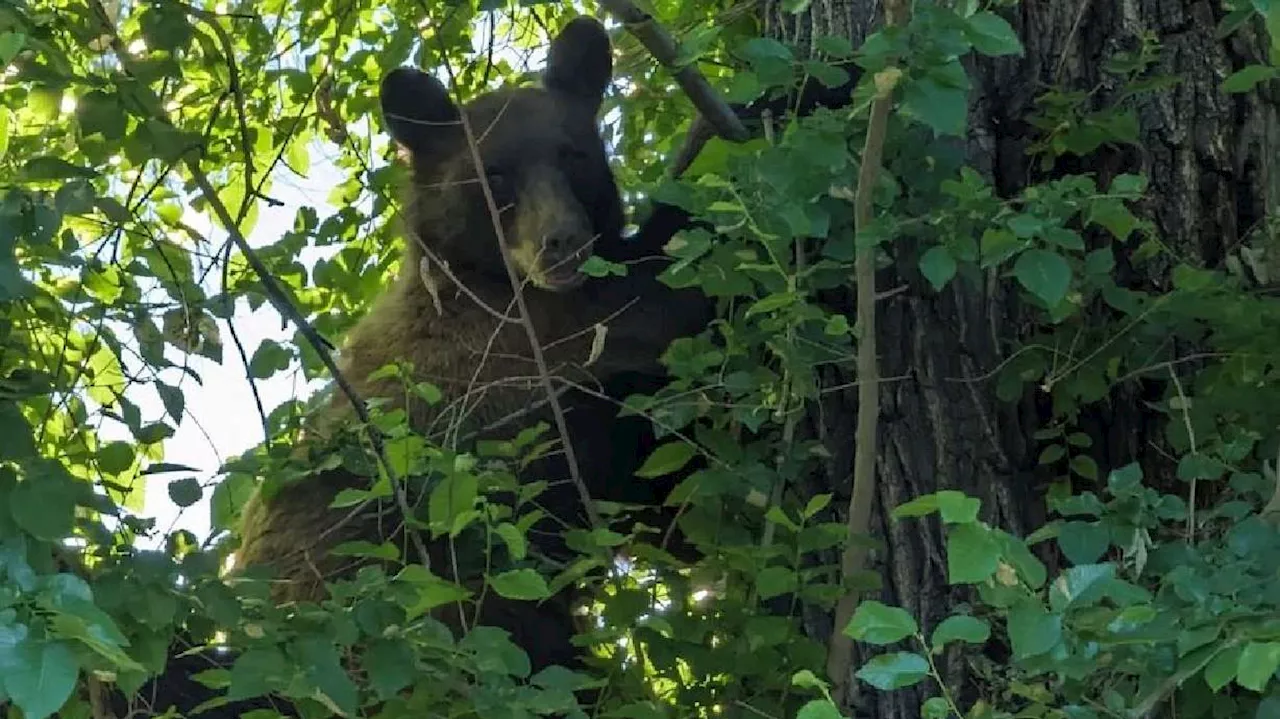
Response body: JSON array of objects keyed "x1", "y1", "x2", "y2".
[{"x1": 540, "y1": 228, "x2": 592, "y2": 288}]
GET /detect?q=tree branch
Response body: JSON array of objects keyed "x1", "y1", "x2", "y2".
[
  {"x1": 595, "y1": 0, "x2": 748, "y2": 143},
  {"x1": 825, "y1": 0, "x2": 910, "y2": 706}
]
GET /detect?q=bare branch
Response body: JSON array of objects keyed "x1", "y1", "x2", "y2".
[
  {"x1": 825, "y1": 0, "x2": 910, "y2": 706},
  {"x1": 596, "y1": 0, "x2": 748, "y2": 143}
]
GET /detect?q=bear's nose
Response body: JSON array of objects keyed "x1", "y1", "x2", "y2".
[{"x1": 544, "y1": 232, "x2": 578, "y2": 255}]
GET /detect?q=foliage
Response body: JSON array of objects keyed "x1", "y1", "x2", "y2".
[{"x1": 0, "y1": 0, "x2": 1279, "y2": 718}]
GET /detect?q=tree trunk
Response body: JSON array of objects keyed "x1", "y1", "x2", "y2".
[{"x1": 759, "y1": 1, "x2": 1280, "y2": 716}]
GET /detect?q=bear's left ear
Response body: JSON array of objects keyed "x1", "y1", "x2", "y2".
[
  {"x1": 379, "y1": 67, "x2": 462, "y2": 157},
  {"x1": 544, "y1": 16, "x2": 613, "y2": 114}
]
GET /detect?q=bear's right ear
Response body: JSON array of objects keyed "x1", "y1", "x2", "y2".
[
  {"x1": 544, "y1": 16, "x2": 612, "y2": 114},
  {"x1": 379, "y1": 68, "x2": 462, "y2": 156}
]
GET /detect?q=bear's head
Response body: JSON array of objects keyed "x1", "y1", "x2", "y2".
[{"x1": 379, "y1": 17, "x2": 623, "y2": 293}]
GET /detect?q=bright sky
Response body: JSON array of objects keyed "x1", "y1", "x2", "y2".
[{"x1": 116, "y1": 15, "x2": 563, "y2": 549}]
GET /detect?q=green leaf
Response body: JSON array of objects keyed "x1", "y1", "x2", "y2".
[
  {"x1": 156, "y1": 382, "x2": 185, "y2": 422},
  {"x1": 741, "y1": 37, "x2": 795, "y2": 64},
  {"x1": 929, "y1": 615, "x2": 990, "y2": 650},
  {"x1": 903, "y1": 75, "x2": 968, "y2": 137},
  {"x1": 1069, "y1": 454, "x2": 1098, "y2": 480},
  {"x1": 1008, "y1": 213, "x2": 1045, "y2": 239},
  {"x1": 1088, "y1": 198, "x2": 1139, "y2": 241},
  {"x1": 1235, "y1": 641, "x2": 1280, "y2": 691},
  {"x1": 362, "y1": 638, "x2": 416, "y2": 701},
  {"x1": 167, "y1": 477, "x2": 202, "y2": 508},
  {"x1": 580, "y1": 254, "x2": 626, "y2": 278},
  {"x1": 1222, "y1": 64, "x2": 1279, "y2": 93},
  {"x1": 460, "y1": 626, "x2": 531, "y2": 678},
  {"x1": 756, "y1": 566, "x2": 797, "y2": 601},
  {"x1": 395, "y1": 565, "x2": 472, "y2": 619},
  {"x1": 1007, "y1": 602, "x2": 1063, "y2": 659},
  {"x1": 489, "y1": 568, "x2": 551, "y2": 601},
  {"x1": 824, "y1": 313, "x2": 850, "y2": 336},
  {"x1": 922, "y1": 697, "x2": 951, "y2": 719},
  {"x1": 330, "y1": 540, "x2": 399, "y2": 561},
  {"x1": 46, "y1": 598, "x2": 141, "y2": 672},
  {"x1": 138, "y1": 4, "x2": 194, "y2": 52},
  {"x1": 1177, "y1": 452, "x2": 1226, "y2": 481},
  {"x1": 385, "y1": 434, "x2": 427, "y2": 476},
  {"x1": 725, "y1": 70, "x2": 763, "y2": 104},
  {"x1": 1110, "y1": 174, "x2": 1148, "y2": 196},
  {"x1": 1039, "y1": 444, "x2": 1066, "y2": 465},
  {"x1": 796, "y1": 699, "x2": 842, "y2": 719},
  {"x1": 11, "y1": 465, "x2": 76, "y2": 541},
  {"x1": 803, "y1": 493, "x2": 833, "y2": 519},
  {"x1": 892, "y1": 494, "x2": 939, "y2": 518},
  {"x1": 83, "y1": 265, "x2": 123, "y2": 304},
  {"x1": 494, "y1": 522, "x2": 527, "y2": 561},
  {"x1": 919, "y1": 246, "x2": 958, "y2": 291},
  {"x1": 947, "y1": 523, "x2": 1001, "y2": 584},
  {"x1": 531, "y1": 664, "x2": 592, "y2": 693},
  {"x1": 3, "y1": 639, "x2": 79, "y2": 719},
  {"x1": 854, "y1": 652, "x2": 929, "y2": 690},
  {"x1": 965, "y1": 12, "x2": 1025, "y2": 57},
  {"x1": 842, "y1": 601, "x2": 918, "y2": 644},
  {"x1": 798, "y1": 523, "x2": 847, "y2": 553},
  {"x1": 97, "y1": 441, "x2": 135, "y2": 474},
  {"x1": 1108, "y1": 463, "x2": 1144, "y2": 494},
  {"x1": 428, "y1": 472, "x2": 478, "y2": 536},
  {"x1": 210, "y1": 472, "x2": 254, "y2": 531},
  {"x1": 134, "y1": 421, "x2": 175, "y2": 445},
  {"x1": 746, "y1": 292, "x2": 798, "y2": 317},
  {"x1": 766, "y1": 506, "x2": 800, "y2": 532},
  {"x1": 0, "y1": 32, "x2": 24, "y2": 65},
  {"x1": 1083, "y1": 248, "x2": 1115, "y2": 277},
  {"x1": 1013, "y1": 248, "x2": 1072, "y2": 307},
  {"x1": 635, "y1": 441, "x2": 697, "y2": 478},
  {"x1": 1057, "y1": 521, "x2": 1110, "y2": 565},
  {"x1": 295, "y1": 636, "x2": 359, "y2": 717},
  {"x1": 935, "y1": 490, "x2": 981, "y2": 524},
  {"x1": 22, "y1": 156, "x2": 98, "y2": 181},
  {"x1": 248, "y1": 340, "x2": 292, "y2": 379},
  {"x1": 1049, "y1": 563, "x2": 1118, "y2": 610},
  {"x1": 75, "y1": 90, "x2": 128, "y2": 141},
  {"x1": 226, "y1": 647, "x2": 286, "y2": 702},
  {"x1": 1204, "y1": 643, "x2": 1242, "y2": 691},
  {"x1": 790, "y1": 669, "x2": 829, "y2": 691},
  {"x1": 996, "y1": 530, "x2": 1048, "y2": 589},
  {"x1": 815, "y1": 35, "x2": 856, "y2": 59}
]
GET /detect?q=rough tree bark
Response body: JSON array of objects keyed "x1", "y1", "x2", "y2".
[{"x1": 758, "y1": 1, "x2": 1280, "y2": 716}]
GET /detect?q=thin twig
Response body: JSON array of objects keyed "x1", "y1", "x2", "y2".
[
  {"x1": 220, "y1": 240, "x2": 271, "y2": 445},
  {"x1": 1166, "y1": 366, "x2": 1198, "y2": 540},
  {"x1": 825, "y1": 0, "x2": 910, "y2": 706},
  {"x1": 181, "y1": 4, "x2": 256, "y2": 223}
]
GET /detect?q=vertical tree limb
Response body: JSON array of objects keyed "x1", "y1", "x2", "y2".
[{"x1": 825, "y1": 0, "x2": 910, "y2": 706}]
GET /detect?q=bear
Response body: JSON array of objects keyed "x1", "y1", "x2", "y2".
[{"x1": 225, "y1": 12, "x2": 712, "y2": 693}]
